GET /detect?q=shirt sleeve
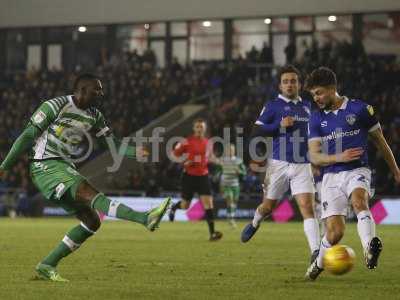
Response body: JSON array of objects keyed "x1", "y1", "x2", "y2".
[
  {"x1": 359, "y1": 103, "x2": 380, "y2": 132},
  {"x1": 308, "y1": 112, "x2": 322, "y2": 142},
  {"x1": 173, "y1": 139, "x2": 188, "y2": 157},
  {"x1": 93, "y1": 110, "x2": 112, "y2": 138},
  {"x1": 254, "y1": 103, "x2": 281, "y2": 135},
  {"x1": 30, "y1": 101, "x2": 58, "y2": 131}
]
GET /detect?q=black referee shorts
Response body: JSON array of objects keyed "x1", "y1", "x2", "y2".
[{"x1": 181, "y1": 173, "x2": 212, "y2": 201}]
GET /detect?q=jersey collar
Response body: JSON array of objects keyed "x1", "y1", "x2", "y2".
[
  {"x1": 324, "y1": 96, "x2": 349, "y2": 115},
  {"x1": 278, "y1": 94, "x2": 302, "y2": 104}
]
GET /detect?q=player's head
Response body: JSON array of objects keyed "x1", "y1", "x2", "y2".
[
  {"x1": 193, "y1": 118, "x2": 207, "y2": 137},
  {"x1": 73, "y1": 73, "x2": 104, "y2": 109},
  {"x1": 305, "y1": 67, "x2": 337, "y2": 110},
  {"x1": 224, "y1": 143, "x2": 235, "y2": 157},
  {"x1": 278, "y1": 65, "x2": 301, "y2": 99}
]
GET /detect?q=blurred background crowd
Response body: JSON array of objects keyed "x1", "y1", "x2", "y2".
[{"x1": 1, "y1": 38, "x2": 400, "y2": 216}]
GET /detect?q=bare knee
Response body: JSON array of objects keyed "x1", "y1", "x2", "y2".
[
  {"x1": 326, "y1": 228, "x2": 344, "y2": 245},
  {"x1": 76, "y1": 181, "x2": 99, "y2": 206},
  {"x1": 351, "y1": 188, "x2": 369, "y2": 214},
  {"x1": 295, "y1": 194, "x2": 315, "y2": 219},
  {"x1": 325, "y1": 218, "x2": 345, "y2": 245}
]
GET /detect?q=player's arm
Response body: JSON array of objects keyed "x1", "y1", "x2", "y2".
[
  {"x1": 360, "y1": 103, "x2": 400, "y2": 183},
  {"x1": 0, "y1": 102, "x2": 55, "y2": 173},
  {"x1": 250, "y1": 103, "x2": 282, "y2": 138},
  {"x1": 308, "y1": 112, "x2": 363, "y2": 166},
  {"x1": 238, "y1": 161, "x2": 247, "y2": 176},
  {"x1": 369, "y1": 127, "x2": 400, "y2": 183},
  {"x1": 170, "y1": 140, "x2": 189, "y2": 164},
  {"x1": 94, "y1": 112, "x2": 147, "y2": 159},
  {"x1": 97, "y1": 133, "x2": 142, "y2": 158}
]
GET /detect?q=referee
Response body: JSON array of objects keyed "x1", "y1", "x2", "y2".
[{"x1": 169, "y1": 118, "x2": 223, "y2": 241}]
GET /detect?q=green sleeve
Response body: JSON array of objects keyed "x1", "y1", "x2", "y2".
[
  {"x1": 30, "y1": 102, "x2": 58, "y2": 131},
  {"x1": 93, "y1": 110, "x2": 136, "y2": 158},
  {"x1": 97, "y1": 134, "x2": 136, "y2": 158},
  {"x1": 0, "y1": 123, "x2": 42, "y2": 171},
  {"x1": 238, "y1": 162, "x2": 247, "y2": 176},
  {"x1": 0, "y1": 100, "x2": 56, "y2": 171}
]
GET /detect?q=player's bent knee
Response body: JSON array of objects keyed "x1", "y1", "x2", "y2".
[
  {"x1": 76, "y1": 181, "x2": 99, "y2": 205},
  {"x1": 181, "y1": 200, "x2": 190, "y2": 209},
  {"x1": 352, "y1": 198, "x2": 369, "y2": 213}
]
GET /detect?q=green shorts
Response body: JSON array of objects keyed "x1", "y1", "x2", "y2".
[
  {"x1": 30, "y1": 159, "x2": 87, "y2": 214},
  {"x1": 222, "y1": 185, "x2": 240, "y2": 202}
]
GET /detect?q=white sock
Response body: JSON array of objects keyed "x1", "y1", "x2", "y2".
[
  {"x1": 304, "y1": 218, "x2": 321, "y2": 253},
  {"x1": 357, "y1": 210, "x2": 376, "y2": 250},
  {"x1": 252, "y1": 208, "x2": 267, "y2": 227},
  {"x1": 317, "y1": 235, "x2": 332, "y2": 268}
]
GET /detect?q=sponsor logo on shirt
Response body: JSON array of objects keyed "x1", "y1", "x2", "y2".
[
  {"x1": 321, "y1": 121, "x2": 328, "y2": 127},
  {"x1": 33, "y1": 111, "x2": 46, "y2": 124},
  {"x1": 321, "y1": 129, "x2": 361, "y2": 141},
  {"x1": 293, "y1": 115, "x2": 309, "y2": 122},
  {"x1": 346, "y1": 114, "x2": 357, "y2": 126}
]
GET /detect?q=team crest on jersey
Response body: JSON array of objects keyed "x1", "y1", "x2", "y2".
[
  {"x1": 367, "y1": 105, "x2": 374, "y2": 116},
  {"x1": 321, "y1": 121, "x2": 328, "y2": 127},
  {"x1": 33, "y1": 111, "x2": 46, "y2": 124},
  {"x1": 346, "y1": 114, "x2": 356, "y2": 125},
  {"x1": 284, "y1": 106, "x2": 291, "y2": 111}
]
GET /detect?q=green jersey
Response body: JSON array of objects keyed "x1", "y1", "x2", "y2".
[
  {"x1": 219, "y1": 156, "x2": 246, "y2": 187},
  {"x1": 30, "y1": 95, "x2": 110, "y2": 161}
]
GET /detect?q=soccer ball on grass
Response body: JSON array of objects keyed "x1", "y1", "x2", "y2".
[{"x1": 323, "y1": 245, "x2": 356, "y2": 275}]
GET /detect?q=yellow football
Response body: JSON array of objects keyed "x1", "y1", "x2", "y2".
[{"x1": 323, "y1": 245, "x2": 356, "y2": 275}]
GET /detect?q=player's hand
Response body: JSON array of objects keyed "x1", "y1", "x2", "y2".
[
  {"x1": 136, "y1": 146, "x2": 150, "y2": 159},
  {"x1": 336, "y1": 147, "x2": 364, "y2": 163},
  {"x1": 311, "y1": 165, "x2": 321, "y2": 177},
  {"x1": 280, "y1": 116, "x2": 295, "y2": 128},
  {"x1": 249, "y1": 160, "x2": 266, "y2": 173},
  {"x1": 183, "y1": 160, "x2": 193, "y2": 168}
]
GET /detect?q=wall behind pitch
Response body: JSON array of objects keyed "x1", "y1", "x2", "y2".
[{"x1": 0, "y1": 0, "x2": 399, "y2": 28}]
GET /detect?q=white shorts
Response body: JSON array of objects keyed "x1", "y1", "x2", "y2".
[
  {"x1": 263, "y1": 159, "x2": 315, "y2": 200},
  {"x1": 320, "y1": 167, "x2": 371, "y2": 219}
]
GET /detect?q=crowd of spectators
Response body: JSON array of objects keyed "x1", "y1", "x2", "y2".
[{"x1": 1, "y1": 39, "x2": 400, "y2": 213}]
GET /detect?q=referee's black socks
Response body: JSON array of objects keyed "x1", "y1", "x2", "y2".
[{"x1": 205, "y1": 209, "x2": 215, "y2": 234}]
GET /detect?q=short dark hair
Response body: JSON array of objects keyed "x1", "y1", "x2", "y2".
[
  {"x1": 277, "y1": 65, "x2": 301, "y2": 82},
  {"x1": 73, "y1": 73, "x2": 100, "y2": 91},
  {"x1": 305, "y1": 67, "x2": 337, "y2": 90},
  {"x1": 193, "y1": 118, "x2": 206, "y2": 125}
]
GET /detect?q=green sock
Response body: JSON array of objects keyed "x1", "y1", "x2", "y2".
[
  {"x1": 42, "y1": 222, "x2": 94, "y2": 267},
  {"x1": 91, "y1": 193, "x2": 147, "y2": 225}
]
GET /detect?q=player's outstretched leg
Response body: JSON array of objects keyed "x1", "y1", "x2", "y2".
[
  {"x1": 91, "y1": 193, "x2": 171, "y2": 231},
  {"x1": 241, "y1": 199, "x2": 275, "y2": 243},
  {"x1": 36, "y1": 208, "x2": 100, "y2": 282}
]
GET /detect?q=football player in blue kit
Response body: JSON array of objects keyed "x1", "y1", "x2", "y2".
[
  {"x1": 242, "y1": 65, "x2": 320, "y2": 263},
  {"x1": 305, "y1": 67, "x2": 400, "y2": 280}
]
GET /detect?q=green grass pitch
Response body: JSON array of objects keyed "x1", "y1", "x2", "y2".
[{"x1": 1, "y1": 218, "x2": 399, "y2": 300}]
